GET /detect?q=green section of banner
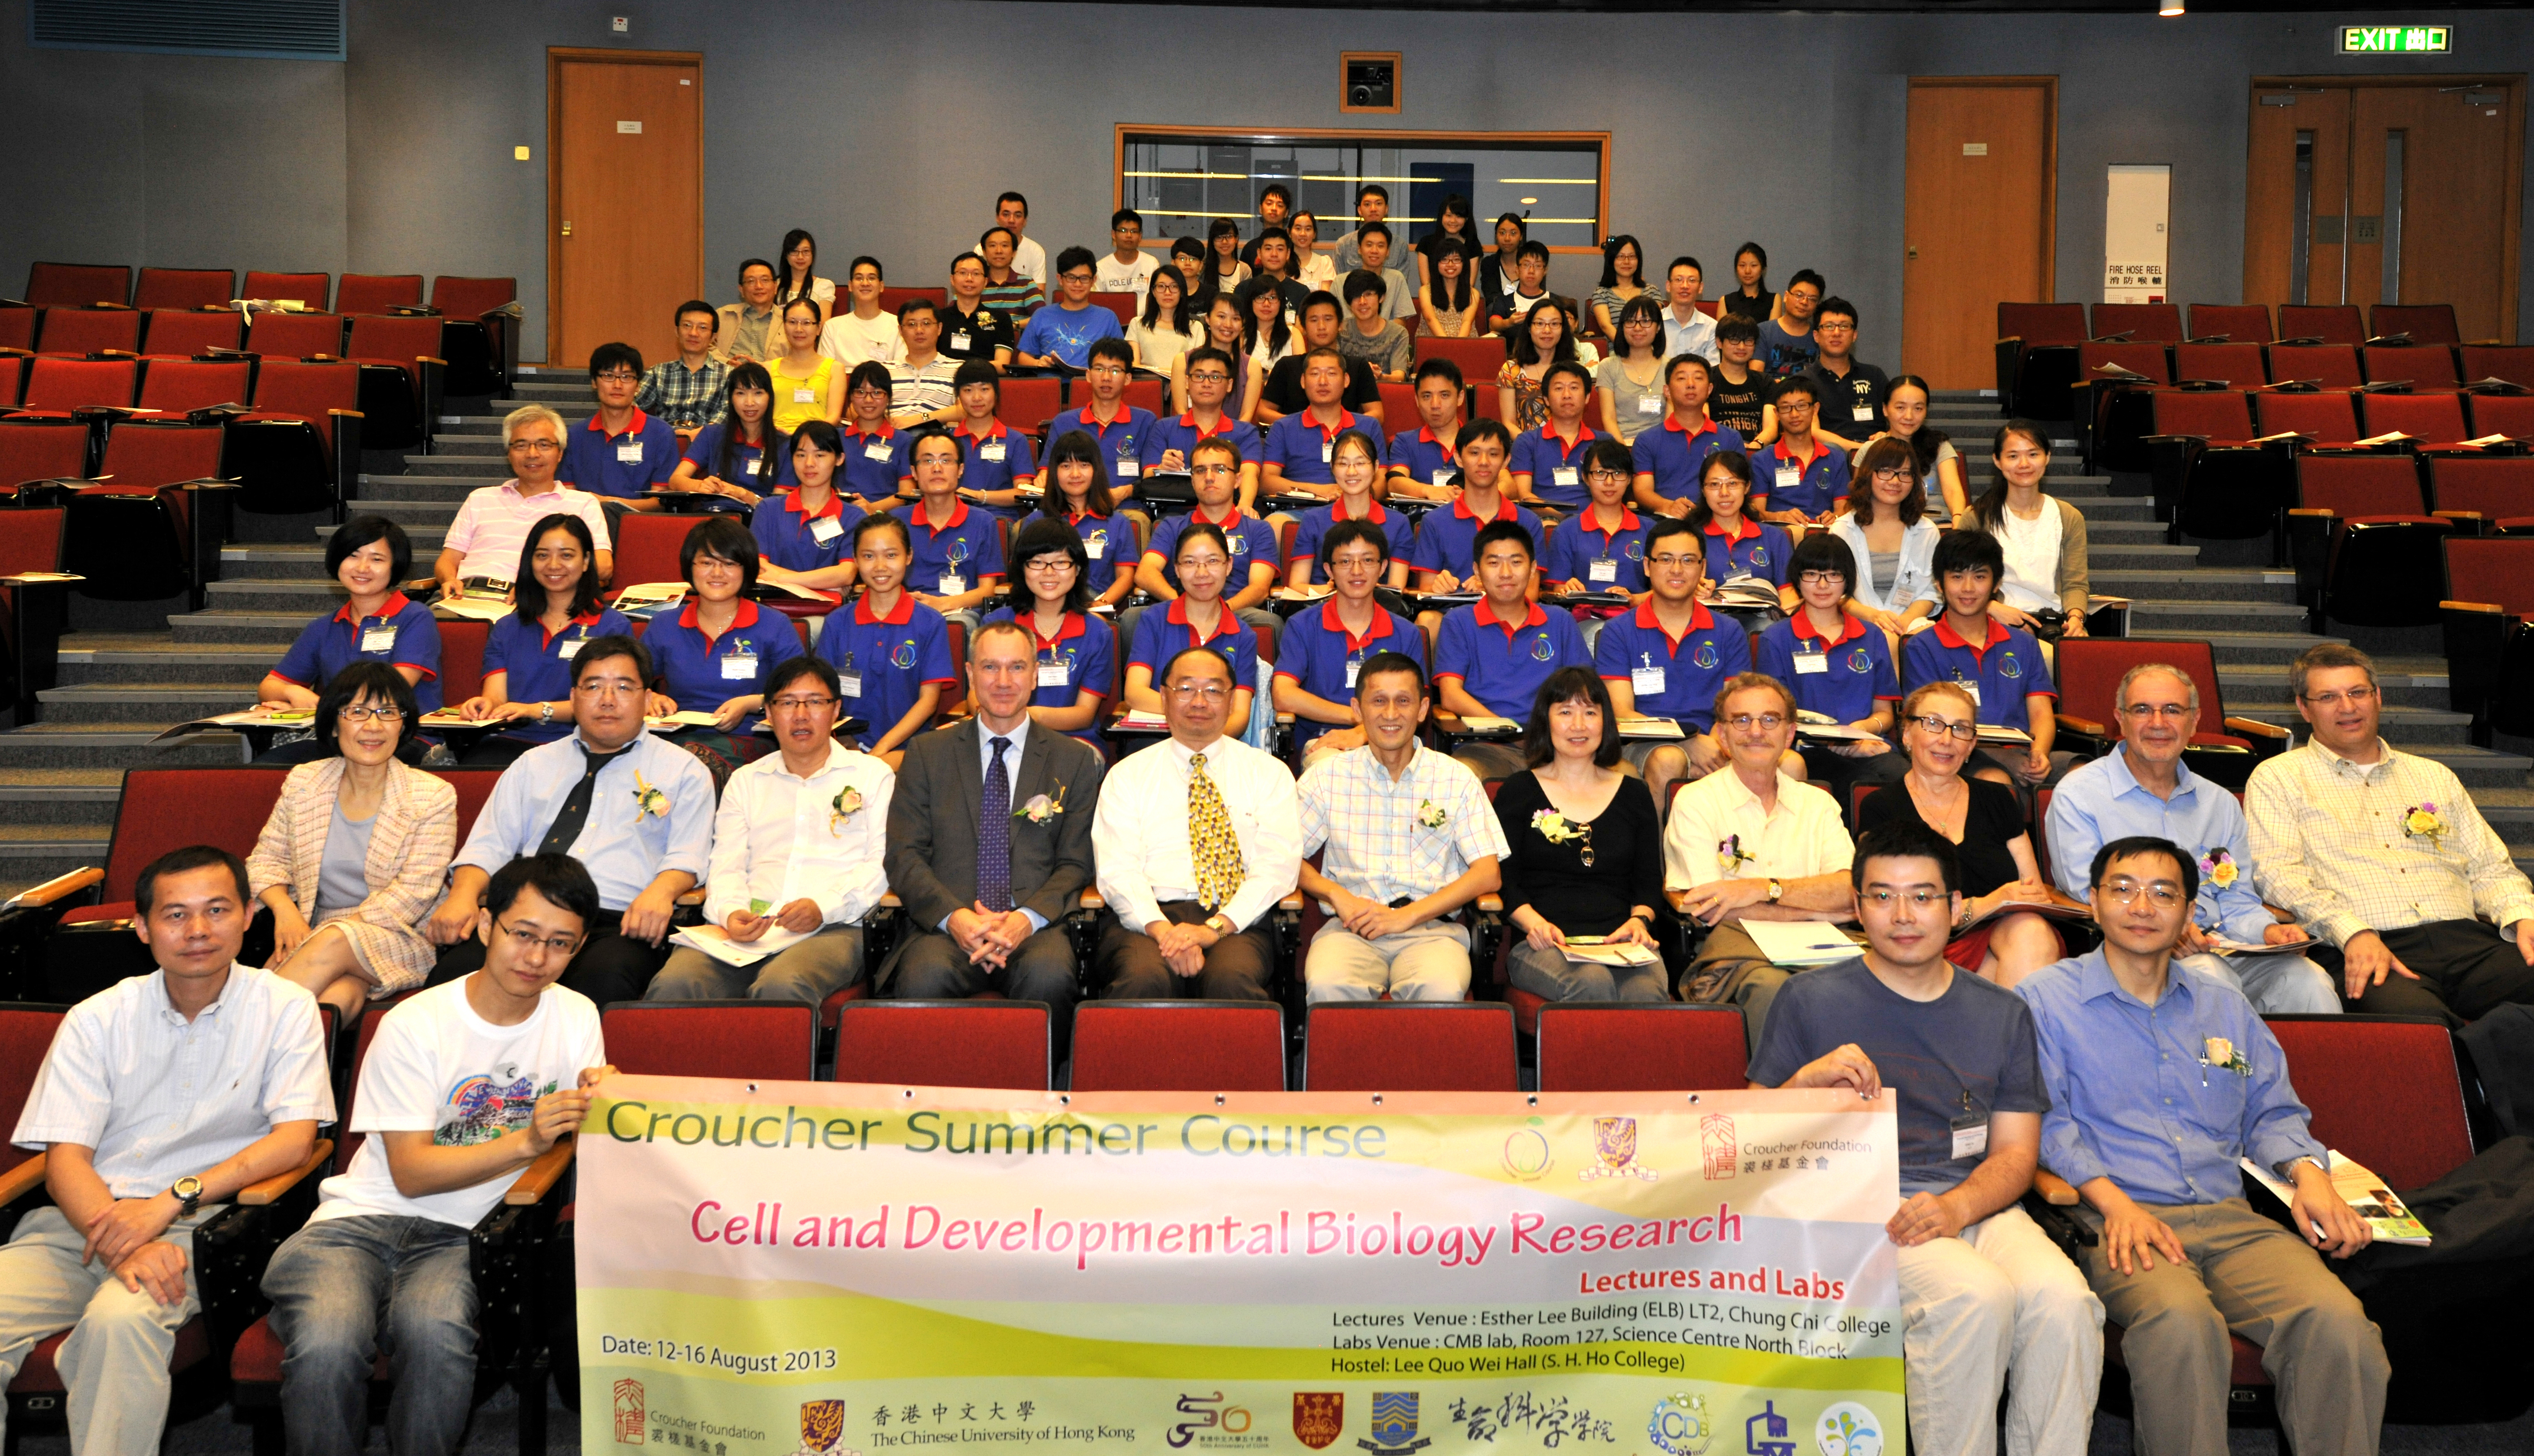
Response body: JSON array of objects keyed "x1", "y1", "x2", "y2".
[{"x1": 579, "y1": 1285, "x2": 1905, "y2": 1394}]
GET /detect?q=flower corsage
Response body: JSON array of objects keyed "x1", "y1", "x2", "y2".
[
  {"x1": 1016, "y1": 784, "x2": 1067, "y2": 824},
  {"x1": 632, "y1": 772, "x2": 670, "y2": 821},
  {"x1": 1718, "y1": 834, "x2": 1756, "y2": 874},
  {"x1": 2201, "y1": 1036, "x2": 2250, "y2": 1077},
  {"x1": 1531, "y1": 809, "x2": 1583, "y2": 845},
  {"x1": 2198, "y1": 847, "x2": 2238, "y2": 890},
  {"x1": 1416, "y1": 799, "x2": 1449, "y2": 829},
  {"x1": 2402, "y1": 802, "x2": 2449, "y2": 846},
  {"x1": 828, "y1": 784, "x2": 864, "y2": 835}
]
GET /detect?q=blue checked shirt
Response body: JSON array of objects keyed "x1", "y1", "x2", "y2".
[
  {"x1": 1296, "y1": 745, "x2": 1509, "y2": 910},
  {"x1": 634, "y1": 358, "x2": 729, "y2": 430}
]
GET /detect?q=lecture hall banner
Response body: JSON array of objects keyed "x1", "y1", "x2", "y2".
[{"x1": 577, "y1": 1079, "x2": 1904, "y2": 1456}]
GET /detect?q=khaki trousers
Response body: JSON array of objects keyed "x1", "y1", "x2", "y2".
[
  {"x1": 0, "y1": 1204, "x2": 206, "y2": 1456},
  {"x1": 1894, "y1": 1204, "x2": 2104, "y2": 1456}
]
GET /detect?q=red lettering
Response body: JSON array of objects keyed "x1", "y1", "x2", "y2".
[
  {"x1": 904, "y1": 1205, "x2": 941, "y2": 1249},
  {"x1": 691, "y1": 1200, "x2": 724, "y2": 1242},
  {"x1": 1549, "y1": 1226, "x2": 1576, "y2": 1254},
  {"x1": 1510, "y1": 1212, "x2": 1550, "y2": 1254},
  {"x1": 944, "y1": 1219, "x2": 970, "y2": 1250}
]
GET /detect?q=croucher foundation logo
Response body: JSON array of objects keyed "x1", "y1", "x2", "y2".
[
  {"x1": 1293, "y1": 1393, "x2": 1344, "y2": 1451},
  {"x1": 1701, "y1": 1111, "x2": 1738, "y2": 1180},
  {"x1": 1579, "y1": 1115, "x2": 1659, "y2": 1182},
  {"x1": 613, "y1": 1379, "x2": 645, "y2": 1445}
]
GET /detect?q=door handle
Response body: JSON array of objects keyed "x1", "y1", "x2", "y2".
[
  {"x1": 1907, "y1": 246, "x2": 1919, "y2": 260},
  {"x1": 562, "y1": 221, "x2": 573, "y2": 237}
]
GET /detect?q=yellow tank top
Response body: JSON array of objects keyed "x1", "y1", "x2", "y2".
[{"x1": 769, "y1": 355, "x2": 835, "y2": 436}]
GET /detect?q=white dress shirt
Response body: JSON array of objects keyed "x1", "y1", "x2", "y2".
[
  {"x1": 1093, "y1": 733, "x2": 1301, "y2": 934},
  {"x1": 701, "y1": 742, "x2": 896, "y2": 929},
  {"x1": 12, "y1": 966, "x2": 335, "y2": 1197},
  {"x1": 1663, "y1": 307, "x2": 1719, "y2": 365},
  {"x1": 1663, "y1": 766, "x2": 1854, "y2": 891}
]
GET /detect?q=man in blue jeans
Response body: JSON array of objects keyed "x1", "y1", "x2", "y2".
[{"x1": 263, "y1": 855, "x2": 615, "y2": 1456}]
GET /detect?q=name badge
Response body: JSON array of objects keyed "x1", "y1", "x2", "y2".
[
  {"x1": 1852, "y1": 405, "x2": 1875, "y2": 422},
  {"x1": 1114, "y1": 457, "x2": 1140, "y2": 479},
  {"x1": 1950, "y1": 1116, "x2": 1989, "y2": 1160},
  {"x1": 615, "y1": 442, "x2": 646, "y2": 464},
  {"x1": 1038, "y1": 658, "x2": 1070, "y2": 688},
  {"x1": 1637, "y1": 394, "x2": 1662, "y2": 415},
  {"x1": 1630, "y1": 666, "x2": 1666, "y2": 696},
  {"x1": 720, "y1": 651, "x2": 758, "y2": 681},
  {"x1": 1793, "y1": 650, "x2": 1830, "y2": 675},
  {"x1": 1955, "y1": 680, "x2": 1982, "y2": 706},
  {"x1": 1587, "y1": 558, "x2": 1619, "y2": 584},
  {"x1": 980, "y1": 441, "x2": 1005, "y2": 462},
  {"x1": 1321, "y1": 439, "x2": 1334, "y2": 464},
  {"x1": 838, "y1": 667, "x2": 864, "y2": 699},
  {"x1": 938, "y1": 573, "x2": 966, "y2": 595},
  {"x1": 863, "y1": 442, "x2": 894, "y2": 462},
  {"x1": 1344, "y1": 658, "x2": 1363, "y2": 688},
  {"x1": 1085, "y1": 536, "x2": 1105, "y2": 560},
  {"x1": 1552, "y1": 466, "x2": 1579, "y2": 489},
  {"x1": 809, "y1": 515, "x2": 845, "y2": 544},
  {"x1": 1431, "y1": 470, "x2": 1453, "y2": 489},
  {"x1": 950, "y1": 330, "x2": 974, "y2": 351},
  {"x1": 557, "y1": 638, "x2": 584, "y2": 661},
  {"x1": 359, "y1": 625, "x2": 398, "y2": 654},
  {"x1": 793, "y1": 388, "x2": 817, "y2": 403},
  {"x1": 1774, "y1": 464, "x2": 1802, "y2": 491}
]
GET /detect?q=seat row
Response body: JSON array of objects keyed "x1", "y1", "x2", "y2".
[{"x1": 17, "y1": 263, "x2": 503, "y2": 321}]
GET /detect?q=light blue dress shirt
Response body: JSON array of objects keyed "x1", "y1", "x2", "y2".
[
  {"x1": 2016, "y1": 950, "x2": 2327, "y2": 1207},
  {"x1": 455, "y1": 729, "x2": 714, "y2": 910},
  {"x1": 2044, "y1": 749, "x2": 2276, "y2": 944}
]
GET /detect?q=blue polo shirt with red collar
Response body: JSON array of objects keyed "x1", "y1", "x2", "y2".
[
  {"x1": 1757, "y1": 436, "x2": 1850, "y2": 518},
  {"x1": 1274, "y1": 599, "x2": 1425, "y2": 750},
  {"x1": 950, "y1": 419, "x2": 1036, "y2": 517},
  {"x1": 558, "y1": 408, "x2": 680, "y2": 501},
  {"x1": 1261, "y1": 407, "x2": 1375, "y2": 488},
  {"x1": 1901, "y1": 615, "x2": 2055, "y2": 731},
  {"x1": 1048, "y1": 404, "x2": 1157, "y2": 489},
  {"x1": 1387, "y1": 424, "x2": 1464, "y2": 490},
  {"x1": 892, "y1": 497, "x2": 1007, "y2": 596},
  {"x1": 1289, "y1": 498, "x2": 1414, "y2": 584},
  {"x1": 1509, "y1": 420, "x2": 1603, "y2": 512},
  {"x1": 271, "y1": 590, "x2": 444, "y2": 714},
  {"x1": 1056, "y1": 508, "x2": 1133, "y2": 575},
  {"x1": 981, "y1": 605, "x2": 1116, "y2": 750},
  {"x1": 1141, "y1": 412, "x2": 1262, "y2": 475},
  {"x1": 1541, "y1": 506, "x2": 1651, "y2": 594},
  {"x1": 1145, "y1": 504, "x2": 1278, "y2": 591},
  {"x1": 814, "y1": 590, "x2": 954, "y2": 748},
  {"x1": 642, "y1": 597, "x2": 804, "y2": 732},
  {"x1": 480, "y1": 607, "x2": 634, "y2": 742},
  {"x1": 750, "y1": 487, "x2": 864, "y2": 574},
  {"x1": 1593, "y1": 599, "x2": 1750, "y2": 729},
  {"x1": 1701, "y1": 516, "x2": 1793, "y2": 585},
  {"x1": 1408, "y1": 493, "x2": 1545, "y2": 581},
  {"x1": 1127, "y1": 596, "x2": 1260, "y2": 689},
  {"x1": 839, "y1": 422, "x2": 916, "y2": 508},
  {"x1": 1629, "y1": 412, "x2": 1745, "y2": 505},
  {"x1": 1435, "y1": 599, "x2": 1587, "y2": 719},
  {"x1": 1757, "y1": 611, "x2": 1900, "y2": 726}
]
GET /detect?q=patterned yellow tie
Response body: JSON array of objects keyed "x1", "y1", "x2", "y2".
[{"x1": 1187, "y1": 752, "x2": 1246, "y2": 912}]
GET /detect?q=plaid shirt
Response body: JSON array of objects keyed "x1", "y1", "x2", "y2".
[
  {"x1": 635, "y1": 357, "x2": 729, "y2": 430},
  {"x1": 1296, "y1": 745, "x2": 1508, "y2": 909},
  {"x1": 2246, "y1": 736, "x2": 2534, "y2": 946}
]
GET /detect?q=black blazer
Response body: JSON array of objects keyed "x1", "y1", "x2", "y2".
[{"x1": 882, "y1": 718, "x2": 1106, "y2": 945}]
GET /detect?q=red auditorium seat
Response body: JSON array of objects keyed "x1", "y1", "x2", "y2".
[
  {"x1": 240, "y1": 271, "x2": 330, "y2": 309},
  {"x1": 2171, "y1": 343, "x2": 2265, "y2": 386},
  {"x1": 0, "y1": 356, "x2": 20, "y2": 410},
  {"x1": 877, "y1": 286, "x2": 947, "y2": 316},
  {"x1": 994, "y1": 377, "x2": 1062, "y2": 439},
  {"x1": 603, "y1": 1002, "x2": 816, "y2": 1081},
  {"x1": 437, "y1": 618, "x2": 489, "y2": 706},
  {"x1": 1301, "y1": 1002, "x2": 1518, "y2": 1091},
  {"x1": 1995, "y1": 302, "x2": 2087, "y2": 417},
  {"x1": 2468, "y1": 393, "x2": 2534, "y2": 440},
  {"x1": 1067, "y1": 1001, "x2": 1287, "y2": 1092},
  {"x1": 2090, "y1": 302, "x2": 2183, "y2": 342},
  {"x1": 2076, "y1": 342, "x2": 2173, "y2": 469},
  {"x1": 67, "y1": 421, "x2": 229, "y2": 604},
  {"x1": 0, "y1": 418, "x2": 93, "y2": 487},
  {"x1": 0, "y1": 307, "x2": 31, "y2": 354},
  {"x1": 832, "y1": 1000, "x2": 1051, "y2": 1089},
  {"x1": 99, "y1": 421, "x2": 223, "y2": 487},
  {"x1": 1533, "y1": 1004, "x2": 1748, "y2": 1091},
  {"x1": 246, "y1": 310, "x2": 348, "y2": 359},
  {"x1": 2050, "y1": 638, "x2": 2284, "y2": 784},
  {"x1": 1089, "y1": 292, "x2": 1138, "y2": 327},
  {"x1": 24, "y1": 262, "x2": 131, "y2": 308},
  {"x1": 34, "y1": 306, "x2": 140, "y2": 358},
  {"x1": 432, "y1": 277, "x2": 519, "y2": 394},
  {"x1": 20, "y1": 358, "x2": 137, "y2": 412},
  {"x1": 2289, "y1": 454, "x2": 2450, "y2": 630},
  {"x1": 2440, "y1": 535, "x2": 2534, "y2": 742},
  {"x1": 2253, "y1": 391, "x2": 2361, "y2": 445},
  {"x1": 131, "y1": 268, "x2": 235, "y2": 311},
  {"x1": 1121, "y1": 377, "x2": 1166, "y2": 417},
  {"x1": 56, "y1": 768, "x2": 294, "y2": 929},
  {"x1": 2187, "y1": 303, "x2": 2273, "y2": 342},
  {"x1": 1413, "y1": 334, "x2": 1507, "y2": 385},
  {"x1": 140, "y1": 308, "x2": 243, "y2": 359},
  {"x1": 2079, "y1": 340, "x2": 2171, "y2": 383},
  {"x1": 333, "y1": 273, "x2": 425, "y2": 315},
  {"x1": 137, "y1": 359, "x2": 252, "y2": 413},
  {"x1": 2362, "y1": 345, "x2": 2462, "y2": 391},
  {"x1": 2370, "y1": 303, "x2": 2462, "y2": 346},
  {"x1": 2458, "y1": 346, "x2": 2534, "y2": 389},
  {"x1": 2358, "y1": 393, "x2": 2469, "y2": 447},
  {"x1": 229, "y1": 360, "x2": 361, "y2": 516},
  {"x1": 605, "y1": 514, "x2": 693, "y2": 593},
  {"x1": 2428, "y1": 456, "x2": 2534, "y2": 535},
  {"x1": 2277, "y1": 304, "x2": 2365, "y2": 345},
  {"x1": 2265, "y1": 344, "x2": 2363, "y2": 390},
  {"x1": 0, "y1": 1004, "x2": 67, "y2": 1179},
  {"x1": 344, "y1": 314, "x2": 447, "y2": 451},
  {"x1": 2144, "y1": 390, "x2": 2289, "y2": 548}
]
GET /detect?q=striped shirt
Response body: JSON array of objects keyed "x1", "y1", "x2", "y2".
[
  {"x1": 634, "y1": 357, "x2": 728, "y2": 430},
  {"x1": 12, "y1": 965, "x2": 335, "y2": 1197},
  {"x1": 888, "y1": 356, "x2": 961, "y2": 421},
  {"x1": 983, "y1": 275, "x2": 1044, "y2": 323},
  {"x1": 1297, "y1": 745, "x2": 1509, "y2": 910},
  {"x1": 2246, "y1": 737, "x2": 2534, "y2": 947}
]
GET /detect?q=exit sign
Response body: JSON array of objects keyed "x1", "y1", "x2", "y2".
[{"x1": 2340, "y1": 24, "x2": 2452, "y2": 53}]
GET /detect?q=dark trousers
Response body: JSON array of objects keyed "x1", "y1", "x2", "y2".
[
  {"x1": 427, "y1": 908, "x2": 669, "y2": 1009},
  {"x1": 2346, "y1": 919, "x2": 2534, "y2": 1025},
  {"x1": 894, "y1": 926, "x2": 1082, "y2": 1061},
  {"x1": 1098, "y1": 901, "x2": 1275, "y2": 1001}
]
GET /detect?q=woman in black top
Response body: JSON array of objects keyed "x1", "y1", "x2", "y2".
[
  {"x1": 1857, "y1": 681, "x2": 2075, "y2": 988},
  {"x1": 1492, "y1": 667, "x2": 1669, "y2": 1002},
  {"x1": 1722, "y1": 242, "x2": 1778, "y2": 321}
]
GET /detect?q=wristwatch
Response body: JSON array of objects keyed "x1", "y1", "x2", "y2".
[
  {"x1": 169, "y1": 1175, "x2": 202, "y2": 1217},
  {"x1": 1765, "y1": 878, "x2": 1784, "y2": 905},
  {"x1": 540, "y1": 702, "x2": 554, "y2": 725},
  {"x1": 1204, "y1": 913, "x2": 1234, "y2": 936}
]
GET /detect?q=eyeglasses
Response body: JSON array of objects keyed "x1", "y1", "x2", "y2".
[
  {"x1": 849, "y1": 387, "x2": 891, "y2": 400},
  {"x1": 768, "y1": 695, "x2": 837, "y2": 712},
  {"x1": 1089, "y1": 363, "x2": 1129, "y2": 377},
  {"x1": 2099, "y1": 879, "x2": 2187, "y2": 908},
  {"x1": 1646, "y1": 553, "x2": 1702, "y2": 570},
  {"x1": 1798, "y1": 570, "x2": 1847, "y2": 587},
  {"x1": 2301, "y1": 685, "x2": 2378, "y2": 709},
  {"x1": 509, "y1": 439, "x2": 562, "y2": 453},
  {"x1": 337, "y1": 704, "x2": 406, "y2": 722},
  {"x1": 1187, "y1": 371, "x2": 1230, "y2": 384},
  {"x1": 1815, "y1": 321, "x2": 1855, "y2": 334},
  {"x1": 1585, "y1": 469, "x2": 1630, "y2": 482},
  {"x1": 1860, "y1": 888, "x2": 1946, "y2": 910},
  {"x1": 493, "y1": 917, "x2": 584, "y2": 959},
  {"x1": 1022, "y1": 557, "x2": 1077, "y2": 573},
  {"x1": 1870, "y1": 466, "x2": 1912, "y2": 483},
  {"x1": 1724, "y1": 713, "x2": 1788, "y2": 733},
  {"x1": 1911, "y1": 715, "x2": 1978, "y2": 740},
  {"x1": 1170, "y1": 682, "x2": 1231, "y2": 701},
  {"x1": 2118, "y1": 702, "x2": 2193, "y2": 720},
  {"x1": 1060, "y1": 271, "x2": 1096, "y2": 283}
]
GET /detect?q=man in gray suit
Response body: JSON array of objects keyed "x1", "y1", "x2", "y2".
[{"x1": 883, "y1": 620, "x2": 1106, "y2": 1050}]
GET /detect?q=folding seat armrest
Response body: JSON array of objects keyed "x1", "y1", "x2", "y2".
[
  {"x1": 503, "y1": 1135, "x2": 575, "y2": 1207},
  {"x1": 2034, "y1": 1169, "x2": 2081, "y2": 1206},
  {"x1": 4, "y1": 865, "x2": 104, "y2": 909},
  {"x1": 2055, "y1": 713, "x2": 2108, "y2": 738},
  {"x1": 0, "y1": 1150, "x2": 47, "y2": 1210},
  {"x1": 238, "y1": 1138, "x2": 335, "y2": 1206},
  {"x1": 2219, "y1": 716, "x2": 2292, "y2": 742},
  {"x1": 2020, "y1": 1171, "x2": 2097, "y2": 1260},
  {"x1": 2441, "y1": 598, "x2": 2507, "y2": 616},
  {"x1": 2433, "y1": 510, "x2": 2489, "y2": 536}
]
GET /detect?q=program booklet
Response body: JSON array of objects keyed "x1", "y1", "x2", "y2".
[{"x1": 2242, "y1": 1151, "x2": 2431, "y2": 1246}]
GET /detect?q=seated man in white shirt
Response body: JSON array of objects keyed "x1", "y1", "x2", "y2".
[
  {"x1": 1663, "y1": 673, "x2": 1857, "y2": 1050},
  {"x1": 1298, "y1": 653, "x2": 1508, "y2": 1001},
  {"x1": 647, "y1": 658, "x2": 893, "y2": 1005},
  {"x1": 1092, "y1": 647, "x2": 1302, "y2": 1000},
  {"x1": 1, "y1": 846, "x2": 334, "y2": 1456},
  {"x1": 262, "y1": 854, "x2": 613, "y2": 1456}
]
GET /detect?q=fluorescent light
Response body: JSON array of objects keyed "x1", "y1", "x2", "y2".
[{"x1": 2160, "y1": 0, "x2": 2184, "y2": 14}]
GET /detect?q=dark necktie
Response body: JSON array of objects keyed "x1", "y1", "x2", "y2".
[
  {"x1": 538, "y1": 741, "x2": 636, "y2": 857},
  {"x1": 978, "y1": 735, "x2": 1014, "y2": 913}
]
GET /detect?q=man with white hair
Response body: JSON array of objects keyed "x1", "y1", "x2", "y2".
[{"x1": 431, "y1": 404, "x2": 616, "y2": 596}]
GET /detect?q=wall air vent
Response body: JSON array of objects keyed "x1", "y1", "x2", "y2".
[{"x1": 29, "y1": 0, "x2": 346, "y2": 62}]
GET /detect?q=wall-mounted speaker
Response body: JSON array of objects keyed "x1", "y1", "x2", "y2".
[{"x1": 1342, "y1": 53, "x2": 1399, "y2": 114}]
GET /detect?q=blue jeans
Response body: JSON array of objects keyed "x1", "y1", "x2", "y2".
[{"x1": 262, "y1": 1214, "x2": 478, "y2": 1456}]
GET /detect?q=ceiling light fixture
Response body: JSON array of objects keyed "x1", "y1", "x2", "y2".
[{"x1": 2160, "y1": 0, "x2": 2184, "y2": 15}]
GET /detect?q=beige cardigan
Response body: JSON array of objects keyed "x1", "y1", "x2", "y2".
[
  {"x1": 1969, "y1": 493, "x2": 2090, "y2": 618},
  {"x1": 247, "y1": 757, "x2": 458, "y2": 994}
]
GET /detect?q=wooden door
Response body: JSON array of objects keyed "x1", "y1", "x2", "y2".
[
  {"x1": 548, "y1": 49, "x2": 702, "y2": 368},
  {"x1": 2244, "y1": 87, "x2": 2351, "y2": 307},
  {"x1": 1903, "y1": 79, "x2": 2057, "y2": 389}
]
